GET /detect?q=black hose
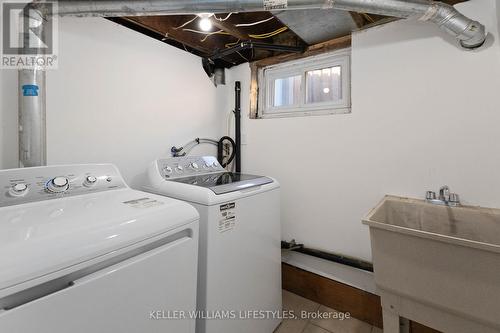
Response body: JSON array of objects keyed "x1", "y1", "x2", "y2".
[
  {"x1": 235, "y1": 81, "x2": 242, "y2": 173},
  {"x1": 217, "y1": 136, "x2": 236, "y2": 168}
]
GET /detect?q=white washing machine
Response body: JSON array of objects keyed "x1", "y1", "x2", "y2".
[
  {"x1": 0, "y1": 164, "x2": 199, "y2": 333},
  {"x1": 142, "y1": 156, "x2": 282, "y2": 333}
]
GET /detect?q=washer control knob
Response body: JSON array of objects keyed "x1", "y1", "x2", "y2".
[
  {"x1": 203, "y1": 163, "x2": 210, "y2": 169},
  {"x1": 9, "y1": 183, "x2": 29, "y2": 197},
  {"x1": 190, "y1": 162, "x2": 199, "y2": 170},
  {"x1": 212, "y1": 161, "x2": 219, "y2": 168},
  {"x1": 47, "y1": 177, "x2": 69, "y2": 193},
  {"x1": 83, "y1": 176, "x2": 98, "y2": 187},
  {"x1": 163, "y1": 166, "x2": 173, "y2": 174},
  {"x1": 176, "y1": 166, "x2": 184, "y2": 172}
]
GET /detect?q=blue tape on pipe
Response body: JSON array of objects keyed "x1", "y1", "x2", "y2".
[{"x1": 22, "y1": 85, "x2": 39, "y2": 97}]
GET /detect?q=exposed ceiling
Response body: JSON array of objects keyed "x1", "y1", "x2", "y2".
[{"x1": 108, "y1": 0, "x2": 467, "y2": 69}]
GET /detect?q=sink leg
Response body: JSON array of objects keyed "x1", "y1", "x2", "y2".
[
  {"x1": 400, "y1": 317, "x2": 410, "y2": 333},
  {"x1": 382, "y1": 308, "x2": 410, "y2": 333},
  {"x1": 382, "y1": 308, "x2": 399, "y2": 333}
]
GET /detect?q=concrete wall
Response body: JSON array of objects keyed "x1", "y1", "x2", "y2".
[
  {"x1": 222, "y1": 0, "x2": 500, "y2": 261},
  {"x1": 0, "y1": 18, "x2": 225, "y2": 187}
]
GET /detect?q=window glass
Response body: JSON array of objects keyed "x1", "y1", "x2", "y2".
[
  {"x1": 306, "y1": 66, "x2": 342, "y2": 104},
  {"x1": 257, "y1": 49, "x2": 351, "y2": 118},
  {"x1": 272, "y1": 75, "x2": 302, "y2": 108}
]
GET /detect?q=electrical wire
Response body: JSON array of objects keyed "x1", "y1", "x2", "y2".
[
  {"x1": 173, "y1": 13, "x2": 234, "y2": 31},
  {"x1": 222, "y1": 27, "x2": 288, "y2": 49},
  {"x1": 362, "y1": 13, "x2": 376, "y2": 23},
  {"x1": 173, "y1": 16, "x2": 197, "y2": 30},
  {"x1": 182, "y1": 28, "x2": 220, "y2": 35},
  {"x1": 225, "y1": 39, "x2": 240, "y2": 48},
  {"x1": 181, "y1": 28, "x2": 231, "y2": 42},
  {"x1": 200, "y1": 30, "x2": 231, "y2": 42},
  {"x1": 235, "y1": 16, "x2": 275, "y2": 27},
  {"x1": 248, "y1": 27, "x2": 288, "y2": 39},
  {"x1": 236, "y1": 51, "x2": 249, "y2": 62},
  {"x1": 214, "y1": 12, "x2": 234, "y2": 21},
  {"x1": 174, "y1": 13, "x2": 275, "y2": 32}
]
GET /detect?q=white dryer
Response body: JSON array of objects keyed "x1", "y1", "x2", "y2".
[
  {"x1": 142, "y1": 156, "x2": 282, "y2": 333},
  {"x1": 0, "y1": 164, "x2": 199, "y2": 333}
]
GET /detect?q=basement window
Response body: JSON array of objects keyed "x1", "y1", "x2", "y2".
[{"x1": 256, "y1": 49, "x2": 351, "y2": 118}]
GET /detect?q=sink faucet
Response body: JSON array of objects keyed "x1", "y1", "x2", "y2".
[{"x1": 426, "y1": 185, "x2": 461, "y2": 207}]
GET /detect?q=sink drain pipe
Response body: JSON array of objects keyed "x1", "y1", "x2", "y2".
[
  {"x1": 282, "y1": 240, "x2": 374, "y2": 272},
  {"x1": 20, "y1": 0, "x2": 486, "y2": 167}
]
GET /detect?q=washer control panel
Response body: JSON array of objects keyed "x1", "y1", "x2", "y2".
[
  {"x1": 0, "y1": 164, "x2": 126, "y2": 208},
  {"x1": 157, "y1": 156, "x2": 226, "y2": 179}
]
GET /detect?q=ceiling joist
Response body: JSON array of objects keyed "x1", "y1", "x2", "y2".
[{"x1": 110, "y1": 0, "x2": 470, "y2": 67}]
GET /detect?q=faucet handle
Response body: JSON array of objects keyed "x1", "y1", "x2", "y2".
[
  {"x1": 439, "y1": 185, "x2": 450, "y2": 201},
  {"x1": 426, "y1": 191, "x2": 436, "y2": 200},
  {"x1": 449, "y1": 193, "x2": 460, "y2": 205}
]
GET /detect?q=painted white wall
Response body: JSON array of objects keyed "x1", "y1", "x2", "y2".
[
  {"x1": 0, "y1": 18, "x2": 225, "y2": 187},
  {"x1": 0, "y1": 68, "x2": 18, "y2": 170},
  {"x1": 223, "y1": 0, "x2": 500, "y2": 261}
]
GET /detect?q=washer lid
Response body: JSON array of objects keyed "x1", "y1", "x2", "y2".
[
  {"x1": 0, "y1": 188, "x2": 198, "y2": 293},
  {"x1": 170, "y1": 172, "x2": 274, "y2": 194}
]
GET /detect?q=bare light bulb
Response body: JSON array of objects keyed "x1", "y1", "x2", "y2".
[
  {"x1": 199, "y1": 18, "x2": 212, "y2": 31},
  {"x1": 198, "y1": 13, "x2": 213, "y2": 32},
  {"x1": 323, "y1": 87, "x2": 331, "y2": 94}
]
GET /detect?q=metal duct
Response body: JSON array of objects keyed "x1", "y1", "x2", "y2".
[
  {"x1": 20, "y1": 0, "x2": 486, "y2": 167},
  {"x1": 19, "y1": 69, "x2": 46, "y2": 168},
  {"x1": 333, "y1": 0, "x2": 486, "y2": 49},
  {"x1": 19, "y1": 7, "x2": 47, "y2": 167},
  {"x1": 37, "y1": 0, "x2": 487, "y2": 49}
]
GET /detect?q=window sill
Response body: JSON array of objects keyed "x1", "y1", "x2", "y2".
[{"x1": 258, "y1": 107, "x2": 351, "y2": 119}]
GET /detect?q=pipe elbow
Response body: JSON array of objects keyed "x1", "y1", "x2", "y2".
[
  {"x1": 458, "y1": 19, "x2": 486, "y2": 49},
  {"x1": 424, "y1": 2, "x2": 486, "y2": 49}
]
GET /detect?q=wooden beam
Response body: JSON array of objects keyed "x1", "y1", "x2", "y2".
[
  {"x1": 249, "y1": 62, "x2": 259, "y2": 119},
  {"x1": 349, "y1": 11, "x2": 366, "y2": 29},
  {"x1": 252, "y1": 34, "x2": 351, "y2": 68},
  {"x1": 411, "y1": 322, "x2": 442, "y2": 333},
  {"x1": 210, "y1": 17, "x2": 250, "y2": 41},
  {"x1": 283, "y1": 263, "x2": 383, "y2": 328},
  {"x1": 282, "y1": 263, "x2": 443, "y2": 333},
  {"x1": 125, "y1": 16, "x2": 212, "y2": 55},
  {"x1": 441, "y1": 0, "x2": 468, "y2": 4}
]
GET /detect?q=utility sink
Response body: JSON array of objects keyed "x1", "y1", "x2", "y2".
[{"x1": 363, "y1": 195, "x2": 500, "y2": 333}]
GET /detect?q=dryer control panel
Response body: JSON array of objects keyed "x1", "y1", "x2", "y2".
[
  {"x1": 0, "y1": 164, "x2": 126, "y2": 208},
  {"x1": 156, "y1": 156, "x2": 226, "y2": 180}
]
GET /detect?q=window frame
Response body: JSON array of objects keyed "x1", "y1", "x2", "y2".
[{"x1": 257, "y1": 48, "x2": 351, "y2": 119}]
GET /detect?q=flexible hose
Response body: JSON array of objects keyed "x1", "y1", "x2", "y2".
[
  {"x1": 217, "y1": 136, "x2": 236, "y2": 168},
  {"x1": 171, "y1": 136, "x2": 236, "y2": 169}
]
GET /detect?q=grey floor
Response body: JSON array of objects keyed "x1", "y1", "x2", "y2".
[{"x1": 275, "y1": 291, "x2": 382, "y2": 333}]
